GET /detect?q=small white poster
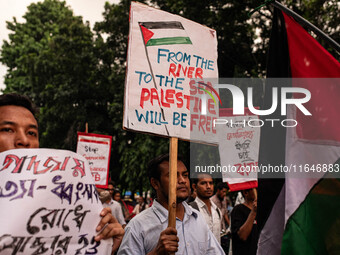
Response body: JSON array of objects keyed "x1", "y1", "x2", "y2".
[
  {"x1": 217, "y1": 109, "x2": 260, "y2": 191},
  {"x1": 76, "y1": 132, "x2": 112, "y2": 188}
]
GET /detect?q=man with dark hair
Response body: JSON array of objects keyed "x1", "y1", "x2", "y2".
[
  {"x1": 107, "y1": 180, "x2": 115, "y2": 195},
  {"x1": 118, "y1": 153, "x2": 224, "y2": 254},
  {"x1": 211, "y1": 182, "x2": 230, "y2": 230},
  {"x1": 0, "y1": 93, "x2": 37, "y2": 115},
  {"x1": 190, "y1": 173, "x2": 222, "y2": 243},
  {"x1": 0, "y1": 93, "x2": 39, "y2": 152},
  {"x1": 0, "y1": 93, "x2": 124, "y2": 251},
  {"x1": 231, "y1": 188, "x2": 258, "y2": 255}
]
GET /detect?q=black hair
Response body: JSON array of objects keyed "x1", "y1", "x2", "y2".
[
  {"x1": 113, "y1": 189, "x2": 121, "y2": 197},
  {"x1": 192, "y1": 173, "x2": 212, "y2": 185},
  {"x1": 241, "y1": 188, "x2": 252, "y2": 197},
  {"x1": 216, "y1": 182, "x2": 227, "y2": 191},
  {"x1": 108, "y1": 181, "x2": 115, "y2": 187},
  {"x1": 0, "y1": 93, "x2": 37, "y2": 119},
  {"x1": 147, "y1": 153, "x2": 186, "y2": 183}
]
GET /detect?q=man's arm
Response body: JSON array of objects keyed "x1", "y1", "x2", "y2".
[{"x1": 236, "y1": 200, "x2": 257, "y2": 241}]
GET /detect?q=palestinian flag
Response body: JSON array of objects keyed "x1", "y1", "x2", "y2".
[
  {"x1": 257, "y1": 8, "x2": 340, "y2": 255},
  {"x1": 139, "y1": 21, "x2": 192, "y2": 46}
]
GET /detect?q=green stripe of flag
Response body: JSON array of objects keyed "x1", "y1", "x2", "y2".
[
  {"x1": 281, "y1": 161, "x2": 340, "y2": 254},
  {"x1": 146, "y1": 37, "x2": 192, "y2": 46}
]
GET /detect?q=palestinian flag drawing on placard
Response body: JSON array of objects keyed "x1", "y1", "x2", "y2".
[
  {"x1": 139, "y1": 21, "x2": 192, "y2": 47},
  {"x1": 257, "y1": 8, "x2": 340, "y2": 255}
]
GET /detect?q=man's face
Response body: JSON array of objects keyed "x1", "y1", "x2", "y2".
[
  {"x1": 113, "y1": 192, "x2": 121, "y2": 201},
  {"x1": 156, "y1": 160, "x2": 190, "y2": 203},
  {"x1": 195, "y1": 175, "x2": 214, "y2": 200},
  {"x1": 244, "y1": 188, "x2": 257, "y2": 202},
  {"x1": 0, "y1": 105, "x2": 39, "y2": 152},
  {"x1": 107, "y1": 184, "x2": 114, "y2": 196},
  {"x1": 217, "y1": 187, "x2": 227, "y2": 200}
]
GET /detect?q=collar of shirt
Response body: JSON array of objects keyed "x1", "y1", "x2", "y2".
[
  {"x1": 195, "y1": 196, "x2": 218, "y2": 211},
  {"x1": 152, "y1": 200, "x2": 198, "y2": 224}
]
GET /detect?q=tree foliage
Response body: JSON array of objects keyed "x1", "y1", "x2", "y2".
[{"x1": 1, "y1": 0, "x2": 103, "y2": 150}]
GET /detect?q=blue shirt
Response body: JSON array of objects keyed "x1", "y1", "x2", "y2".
[{"x1": 117, "y1": 200, "x2": 225, "y2": 255}]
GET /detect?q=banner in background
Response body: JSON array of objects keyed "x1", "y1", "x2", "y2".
[
  {"x1": 76, "y1": 132, "x2": 112, "y2": 188},
  {"x1": 217, "y1": 108, "x2": 260, "y2": 191},
  {"x1": 0, "y1": 148, "x2": 112, "y2": 254}
]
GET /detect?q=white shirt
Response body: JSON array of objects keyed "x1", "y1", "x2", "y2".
[
  {"x1": 103, "y1": 199, "x2": 126, "y2": 225},
  {"x1": 195, "y1": 197, "x2": 222, "y2": 243},
  {"x1": 117, "y1": 200, "x2": 225, "y2": 255}
]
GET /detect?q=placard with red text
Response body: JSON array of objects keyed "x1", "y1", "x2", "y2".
[
  {"x1": 124, "y1": 2, "x2": 219, "y2": 143},
  {"x1": 0, "y1": 149, "x2": 113, "y2": 254},
  {"x1": 76, "y1": 132, "x2": 112, "y2": 188},
  {"x1": 217, "y1": 109, "x2": 260, "y2": 191}
]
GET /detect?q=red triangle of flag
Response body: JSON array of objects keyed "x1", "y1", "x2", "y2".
[{"x1": 140, "y1": 25, "x2": 154, "y2": 45}]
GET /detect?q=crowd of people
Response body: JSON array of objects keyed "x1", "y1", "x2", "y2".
[
  {"x1": 99, "y1": 158, "x2": 258, "y2": 255},
  {"x1": 0, "y1": 93, "x2": 259, "y2": 255}
]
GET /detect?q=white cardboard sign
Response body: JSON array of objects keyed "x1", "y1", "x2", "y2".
[
  {"x1": 217, "y1": 109, "x2": 260, "y2": 191},
  {"x1": 124, "y1": 2, "x2": 219, "y2": 143},
  {"x1": 76, "y1": 132, "x2": 112, "y2": 188},
  {"x1": 0, "y1": 149, "x2": 112, "y2": 254}
]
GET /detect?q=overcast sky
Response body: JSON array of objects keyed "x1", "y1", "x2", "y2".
[{"x1": 0, "y1": 0, "x2": 119, "y2": 90}]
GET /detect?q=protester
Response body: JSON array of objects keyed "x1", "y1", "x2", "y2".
[
  {"x1": 230, "y1": 188, "x2": 258, "y2": 255},
  {"x1": 211, "y1": 182, "x2": 231, "y2": 229},
  {"x1": 107, "y1": 180, "x2": 115, "y2": 197},
  {"x1": 113, "y1": 189, "x2": 122, "y2": 202},
  {"x1": 117, "y1": 154, "x2": 225, "y2": 254},
  {"x1": 132, "y1": 196, "x2": 149, "y2": 215},
  {"x1": 97, "y1": 187, "x2": 127, "y2": 227},
  {"x1": 190, "y1": 173, "x2": 222, "y2": 243},
  {"x1": 211, "y1": 182, "x2": 231, "y2": 253},
  {"x1": 0, "y1": 93, "x2": 124, "y2": 252}
]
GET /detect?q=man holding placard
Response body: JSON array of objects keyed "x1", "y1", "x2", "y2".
[
  {"x1": 117, "y1": 154, "x2": 224, "y2": 254},
  {"x1": 0, "y1": 93, "x2": 124, "y2": 252}
]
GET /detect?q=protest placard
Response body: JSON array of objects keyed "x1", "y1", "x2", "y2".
[
  {"x1": 123, "y1": 2, "x2": 219, "y2": 143},
  {"x1": 217, "y1": 108, "x2": 260, "y2": 191},
  {"x1": 0, "y1": 149, "x2": 113, "y2": 254},
  {"x1": 76, "y1": 132, "x2": 112, "y2": 188}
]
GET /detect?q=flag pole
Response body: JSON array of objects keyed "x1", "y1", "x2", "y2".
[
  {"x1": 168, "y1": 137, "x2": 178, "y2": 231},
  {"x1": 271, "y1": 1, "x2": 340, "y2": 53}
]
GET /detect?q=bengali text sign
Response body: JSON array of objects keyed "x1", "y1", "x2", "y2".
[
  {"x1": 217, "y1": 109, "x2": 260, "y2": 191},
  {"x1": 0, "y1": 149, "x2": 113, "y2": 254}
]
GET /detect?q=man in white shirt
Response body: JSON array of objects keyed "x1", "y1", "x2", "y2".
[
  {"x1": 97, "y1": 187, "x2": 126, "y2": 227},
  {"x1": 190, "y1": 173, "x2": 222, "y2": 243}
]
